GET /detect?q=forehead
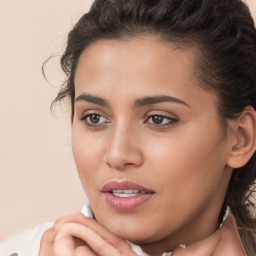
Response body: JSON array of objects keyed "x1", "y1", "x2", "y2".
[
  {"x1": 74, "y1": 36, "x2": 199, "y2": 95},
  {"x1": 74, "y1": 36, "x2": 220, "y2": 124},
  {"x1": 76, "y1": 36, "x2": 196, "y2": 69},
  {"x1": 77, "y1": 36, "x2": 193, "y2": 63}
]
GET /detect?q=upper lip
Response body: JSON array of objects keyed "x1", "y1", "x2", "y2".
[{"x1": 102, "y1": 180, "x2": 154, "y2": 193}]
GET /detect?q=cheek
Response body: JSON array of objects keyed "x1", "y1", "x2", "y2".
[
  {"x1": 144, "y1": 123, "x2": 227, "y2": 194},
  {"x1": 138, "y1": 126, "x2": 227, "y2": 230},
  {"x1": 71, "y1": 128, "x2": 106, "y2": 189}
]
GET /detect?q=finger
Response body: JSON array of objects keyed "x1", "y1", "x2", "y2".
[
  {"x1": 81, "y1": 217, "x2": 136, "y2": 254},
  {"x1": 39, "y1": 228, "x2": 98, "y2": 256},
  {"x1": 54, "y1": 213, "x2": 116, "y2": 243},
  {"x1": 75, "y1": 243, "x2": 97, "y2": 256},
  {"x1": 57, "y1": 222, "x2": 136, "y2": 256},
  {"x1": 55, "y1": 213, "x2": 134, "y2": 253},
  {"x1": 54, "y1": 212, "x2": 86, "y2": 227},
  {"x1": 55, "y1": 237, "x2": 97, "y2": 256},
  {"x1": 39, "y1": 228, "x2": 55, "y2": 256}
]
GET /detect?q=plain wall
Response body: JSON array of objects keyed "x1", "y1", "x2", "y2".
[
  {"x1": 0, "y1": 0, "x2": 93, "y2": 241},
  {"x1": 0, "y1": 0, "x2": 255, "y2": 242}
]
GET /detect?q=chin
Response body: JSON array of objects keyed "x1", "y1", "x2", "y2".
[
  {"x1": 105, "y1": 219, "x2": 161, "y2": 244},
  {"x1": 93, "y1": 204, "x2": 166, "y2": 243},
  {"x1": 116, "y1": 231, "x2": 153, "y2": 244}
]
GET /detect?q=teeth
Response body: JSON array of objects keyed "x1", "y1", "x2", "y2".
[
  {"x1": 112, "y1": 189, "x2": 143, "y2": 193},
  {"x1": 123, "y1": 189, "x2": 133, "y2": 193},
  {"x1": 112, "y1": 193, "x2": 138, "y2": 197},
  {"x1": 111, "y1": 189, "x2": 146, "y2": 197}
]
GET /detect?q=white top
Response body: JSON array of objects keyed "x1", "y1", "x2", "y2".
[
  {"x1": 0, "y1": 205, "x2": 173, "y2": 256},
  {"x1": 0, "y1": 221, "x2": 54, "y2": 256}
]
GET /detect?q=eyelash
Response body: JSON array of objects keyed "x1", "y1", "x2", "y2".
[
  {"x1": 80, "y1": 113, "x2": 178, "y2": 128},
  {"x1": 80, "y1": 113, "x2": 110, "y2": 127},
  {"x1": 145, "y1": 114, "x2": 178, "y2": 127}
]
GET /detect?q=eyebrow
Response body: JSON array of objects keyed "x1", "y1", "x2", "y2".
[
  {"x1": 75, "y1": 93, "x2": 110, "y2": 107},
  {"x1": 134, "y1": 95, "x2": 190, "y2": 108},
  {"x1": 75, "y1": 93, "x2": 190, "y2": 108}
]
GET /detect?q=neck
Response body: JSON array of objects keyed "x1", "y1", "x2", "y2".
[
  {"x1": 133, "y1": 214, "x2": 247, "y2": 256},
  {"x1": 136, "y1": 208, "x2": 221, "y2": 256}
]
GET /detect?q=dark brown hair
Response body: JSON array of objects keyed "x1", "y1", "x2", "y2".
[{"x1": 53, "y1": 0, "x2": 256, "y2": 254}]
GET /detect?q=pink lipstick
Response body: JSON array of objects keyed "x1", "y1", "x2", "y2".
[{"x1": 102, "y1": 181, "x2": 154, "y2": 211}]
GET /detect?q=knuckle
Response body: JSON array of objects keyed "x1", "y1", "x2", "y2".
[
  {"x1": 42, "y1": 224, "x2": 69, "y2": 243},
  {"x1": 41, "y1": 228, "x2": 57, "y2": 243},
  {"x1": 97, "y1": 240, "x2": 108, "y2": 251},
  {"x1": 54, "y1": 216, "x2": 69, "y2": 227},
  {"x1": 53, "y1": 212, "x2": 87, "y2": 228},
  {"x1": 122, "y1": 242, "x2": 137, "y2": 256},
  {"x1": 117, "y1": 246, "x2": 133, "y2": 256},
  {"x1": 111, "y1": 240, "x2": 133, "y2": 255}
]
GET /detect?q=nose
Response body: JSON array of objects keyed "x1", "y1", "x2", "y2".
[{"x1": 104, "y1": 126, "x2": 143, "y2": 170}]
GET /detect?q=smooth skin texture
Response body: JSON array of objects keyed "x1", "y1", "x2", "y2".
[
  {"x1": 39, "y1": 36, "x2": 256, "y2": 256},
  {"x1": 39, "y1": 213, "x2": 137, "y2": 256}
]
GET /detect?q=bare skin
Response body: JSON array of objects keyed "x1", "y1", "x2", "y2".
[
  {"x1": 39, "y1": 36, "x2": 256, "y2": 256},
  {"x1": 39, "y1": 212, "x2": 137, "y2": 255}
]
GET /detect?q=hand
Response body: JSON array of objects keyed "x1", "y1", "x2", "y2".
[{"x1": 39, "y1": 212, "x2": 137, "y2": 256}]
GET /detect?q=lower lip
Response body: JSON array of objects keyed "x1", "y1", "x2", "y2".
[{"x1": 104, "y1": 192, "x2": 154, "y2": 211}]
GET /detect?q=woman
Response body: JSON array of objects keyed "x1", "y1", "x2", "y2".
[{"x1": 1, "y1": 0, "x2": 256, "y2": 255}]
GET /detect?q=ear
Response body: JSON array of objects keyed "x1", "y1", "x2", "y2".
[{"x1": 227, "y1": 106, "x2": 256, "y2": 169}]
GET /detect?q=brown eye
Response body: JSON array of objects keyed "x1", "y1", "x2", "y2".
[
  {"x1": 151, "y1": 115, "x2": 165, "y2": 124},
  {"x1": 88, "y1": 114, "x2": 101, "y2": 124},
  {"x1": 147, "y1": 115, "x2": 178, "y2": 126},
  {"x1": 81, "y1": 113, "x2": 109, "y2": 127}
]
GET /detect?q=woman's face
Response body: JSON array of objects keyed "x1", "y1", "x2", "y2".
[{"x1": 72, "y1": 36, "x2": 233, "y2": 249}]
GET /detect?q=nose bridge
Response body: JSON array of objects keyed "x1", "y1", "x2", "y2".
[{"x1": 104, "y1": 120, "x2": 143, "y2": 169}]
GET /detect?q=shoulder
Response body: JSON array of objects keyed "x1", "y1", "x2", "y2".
[{"x1": 0, "y1": 222, "x2": 54, "y2": 256}]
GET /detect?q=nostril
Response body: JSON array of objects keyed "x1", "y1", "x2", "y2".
[
  {"x1": 124, "y1": 162, "x2": 133, "y2": 166},
  {"x1": 104, "y1": 141, "x2": 143, "y2": 170},
  {"x1": 106, "y1": 160, "x2": 134, "y2": 170}
]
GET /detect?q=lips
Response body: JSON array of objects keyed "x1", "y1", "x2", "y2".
[{"x1": 102, "y1": 180, "x2": 155, "y2": 211}]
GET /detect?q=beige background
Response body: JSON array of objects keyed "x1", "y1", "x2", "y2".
[
  {"x1": 0, "y1": 0, "x2": 255, "y2": 242},
  {"x1": 0, "y1": 0, "x2": 94, "y2": 241}
]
